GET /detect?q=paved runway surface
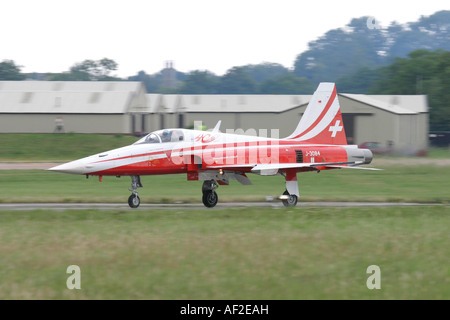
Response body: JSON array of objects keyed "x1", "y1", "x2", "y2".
[
  {"x1": 0, "y1": 202, "x2": 444, "y2": 211},
  {"x1": 0, "y1": 163, "x2": 59, "y2": 170}
]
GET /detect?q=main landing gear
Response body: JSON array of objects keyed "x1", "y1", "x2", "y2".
[
  {"x1": 281, "y1": 190, "x2": 298, "y2": 207},
  {"x1": 128, "y1": 175, "x2": 142, "y2": 208},
  {"x1": 280, "y1": 169, "x2": 299, "y2": 207},
  {"x1": 202, "y1": 179, "x2": 219, "y2": 208}
]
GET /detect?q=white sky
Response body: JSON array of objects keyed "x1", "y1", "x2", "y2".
[{"x1": 1, "y1": 0, "x2": 448, "y2": 77}]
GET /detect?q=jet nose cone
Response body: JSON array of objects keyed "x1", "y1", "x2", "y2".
[{"x1": 48, "y1": 160, "x2": 85, "y2": 174}]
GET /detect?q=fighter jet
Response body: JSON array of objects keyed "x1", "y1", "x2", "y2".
[{"x1": 49, "y1": 83, "x2": 378, "y2": 208}]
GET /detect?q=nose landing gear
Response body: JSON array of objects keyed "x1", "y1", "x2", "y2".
[{"x1": 128, "y1": 175, "x2": 143, "y2": 208}]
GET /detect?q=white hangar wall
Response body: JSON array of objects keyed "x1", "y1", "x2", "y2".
[
  {"x1": 0, "y1": 81, "x2": 428, "y2": 153},
  {"x1": 0, "y1": 113, "x2": 130, "y2": 134},
  {"x1": 0, "y1": 81, "x2": 146, "y2": 134}
]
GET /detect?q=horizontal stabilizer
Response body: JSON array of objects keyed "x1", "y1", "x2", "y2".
[{"x1": 324, "y1": 165, "x2": 383, "y2": 170}]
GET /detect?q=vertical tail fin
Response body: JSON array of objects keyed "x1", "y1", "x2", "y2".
[{"x1": 286, "y1": 83, "x2": 347, "y2": 145}]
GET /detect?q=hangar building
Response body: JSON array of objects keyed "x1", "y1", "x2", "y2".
[
  {"x1": 0, "y1": 81, "x2": 147, "y2": 133},
  {"x1": 147, "y1": 93, "x2": 428, "y2": 154},
  {"x1": 0, "y1": 81, "x2": 428, "y2": 154}
]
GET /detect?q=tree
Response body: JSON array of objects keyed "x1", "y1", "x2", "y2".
[
  {"x1": 128, "y1": 71, "x2": 162, "y2": 92},
  {"x1": 259, "y1": 74, "x2": 313, "y2": 94},
  {"x1": 217, "y1": 67, "x2": 257, "y2": 94},
  {"x1": 51, "y1": 58, "x2": 120, "y2": 81},
  {"x1": 239, "y1": 63, "x2": 289, "y2": 83},
  {"x1": 98, "y1": 58, "x2": 118, "y2": 78},
  {"x1": 370, "y1": 49, "x2": 450, "y2": 131},
  {"x1": 387, "y1": 11, "x2": 450, "y2": 58},
  {"x1": 177, "y1": 70, "x2": 219, "y2": 94},
  {"x1": 293, "y1": 11, "x2": 450, "y2": 85},
  {"x1": 0, "y1": 60, "x2": 25, "y2": 80},
  {"x1": 293, "y1": 17, "x2": 387, "y2": 84},
  {"x1": 336, "y1": 67, "x2": 381, "y2": 93}
]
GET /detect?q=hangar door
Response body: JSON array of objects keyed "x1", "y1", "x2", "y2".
[{"x1": 342, "y1": 114, "x2": 355, "y2": 144}]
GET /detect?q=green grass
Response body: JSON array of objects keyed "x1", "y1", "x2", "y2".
[
  {"x1": 0, "y1": 164, "x2": 448, "y2": 204},
  {"x1": 427, "y1": 147, "x2": 450, "y2": 158},
  {"x1": 0, "y1": 133, "x2": 137, "y2": 161},
  {"x1": 0, "y1": 206, "x2": 448, "y2": 299}
]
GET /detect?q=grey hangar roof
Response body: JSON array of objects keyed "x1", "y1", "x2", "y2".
[{"x1": 0, "y1": 81, "x2": 428, "y2": 115}]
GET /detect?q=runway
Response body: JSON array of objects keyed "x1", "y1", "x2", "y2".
[
  {"x1": 0, "y1": 163, "x2": 59, "y2": 170},
  {"x1": 0, "y1": 202, "x2": 445, "y2": 211}
]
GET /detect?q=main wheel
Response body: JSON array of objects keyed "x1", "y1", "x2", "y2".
[
  {"x1": 282, "y1": 190, "x2": 298, "y2": 207},
  {"x1": 202, "y1": 190, "x2": 218, "y2": 208},
  {"x1": 128, "y1": 194, "x2": 140, "y2": 208}
]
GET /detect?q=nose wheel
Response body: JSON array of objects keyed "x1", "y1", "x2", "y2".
[
  {"x1": 128, "y1": 194, "x2": 141, "y2": 208},
  {"x1": 128, "y1": 175, "x2": 143, "y2": 208}
]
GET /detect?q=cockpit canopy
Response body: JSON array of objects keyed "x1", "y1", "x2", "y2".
[{"x1": 134, "y1": 129, "x2": 185, "y2": 145}]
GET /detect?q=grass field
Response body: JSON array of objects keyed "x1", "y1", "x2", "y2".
[{"x1": 0, "y1": 206, "x2": 448, "y2": 299}]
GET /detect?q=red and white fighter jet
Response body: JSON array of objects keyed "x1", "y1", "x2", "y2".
[{"x1": 49, "y1": 83, "x2": 378, "y2": 208}]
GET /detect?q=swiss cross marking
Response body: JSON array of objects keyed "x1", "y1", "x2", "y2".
[{"x1": 329, "y1": 120, "x2": 343, "y2": 137}]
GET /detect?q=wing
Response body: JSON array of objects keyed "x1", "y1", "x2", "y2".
[
  {"x1": 201, "y1": 161, "x2": 381, "y2": 179},
  {"x1": 250, "y1": 161, "x2": 381, "y2": 174}
]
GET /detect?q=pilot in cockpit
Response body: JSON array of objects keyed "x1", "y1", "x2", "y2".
[{"x1": 161, "y1": 129, "x2": 171, "y2": 142}]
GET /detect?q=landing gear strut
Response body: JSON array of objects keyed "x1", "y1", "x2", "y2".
[
  {"x1": 281, "y1": 169, "x2": 299, "y2": 207},
  {"x1": 202, "y1": 179, "x2": 218, "y2": 208},
  {"x1": 128, "y1": 175, "x2": 142, "y2": 208}
]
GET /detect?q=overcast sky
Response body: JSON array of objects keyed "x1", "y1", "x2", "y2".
[{"x1": 1, "y1": 0, "x2": 448, "y2": 77}]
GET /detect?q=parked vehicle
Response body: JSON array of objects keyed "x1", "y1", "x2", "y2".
[{"x1": 358, "y1": 142, "x2": 391, "y2": 155}]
